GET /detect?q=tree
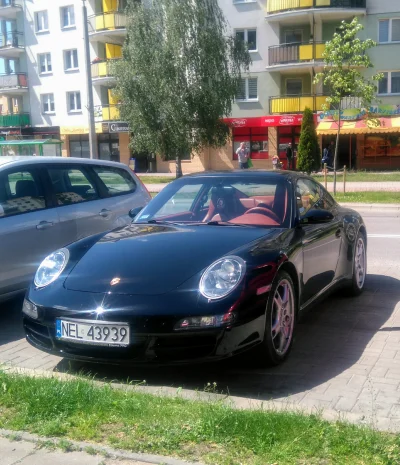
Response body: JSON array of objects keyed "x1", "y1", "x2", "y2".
[
  {"x1": 296, "y1": 107, "x2": 320, "y2": 175},
  {"x1": 114, "y1": 0, "x2": 250, "y2": 177},
  {"x1": 314, "y1": 17, "x2": 383, "y2": 195}
]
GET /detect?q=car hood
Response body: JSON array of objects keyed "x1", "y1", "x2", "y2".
[{"x1": 64, "y1": 223, "x2": 275, "y2": 295}]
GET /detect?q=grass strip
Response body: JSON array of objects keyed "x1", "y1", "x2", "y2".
[
  {"x1": 138, "y1": 176, "x2": 176, "y2": 184},
  {"x1": 313, "y1": 173, "x2": 400, "y2": 183},
  {"x1": 0, "y1": 370, "x2": 399, "y2": 465},
  {"x1": 335, "y1": 192, "x2": 400, "y2": 203}
]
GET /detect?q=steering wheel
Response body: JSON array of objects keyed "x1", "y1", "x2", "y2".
[{"x1": 244, "y1": 206, "x2": 280, "y2": 223}]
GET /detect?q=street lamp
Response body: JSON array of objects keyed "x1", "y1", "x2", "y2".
[{"x1": 82, "y1": 0, "x2": 98, "y2": 159}]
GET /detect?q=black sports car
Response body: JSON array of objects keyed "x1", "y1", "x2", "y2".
[{"x1": 23, "y1": 171, "x2": 367, "y2": 366}]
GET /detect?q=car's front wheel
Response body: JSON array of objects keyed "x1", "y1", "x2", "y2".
[{"x1": 252, "y1": 270, "x2": 296, "y2": 367}]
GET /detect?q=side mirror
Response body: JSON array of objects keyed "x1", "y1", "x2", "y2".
[
  {"x1": 300, "y1": 208, "x2": 334, "y2": 225},
  {"x1": 129, "y1": 206, "x2": 144, "y2": 219}
]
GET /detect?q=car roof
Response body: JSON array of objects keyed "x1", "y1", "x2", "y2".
[
  {"x1": 181, "y1": 169, "x2": 310, "y2": 182},
  {"x1": 0, "y1": 156, "x2": 130, "y2": 171}
]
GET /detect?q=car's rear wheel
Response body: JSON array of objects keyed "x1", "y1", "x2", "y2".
[
  {"x1": 346, "y1": 232, "x2": 367, "y2": 296},
  {"x1": 252, "y1": 271, "x2": 296, "y2": 367}
]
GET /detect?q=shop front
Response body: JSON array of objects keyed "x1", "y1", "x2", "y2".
[{"x1": 316, "y1": 117, "x2": 400, "y2": 170}]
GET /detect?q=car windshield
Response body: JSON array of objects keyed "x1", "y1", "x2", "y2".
[{"x1": 135, "y1": 175, "x2": 291, "y2": 228}]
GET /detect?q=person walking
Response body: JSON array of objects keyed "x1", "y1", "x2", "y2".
[
  {"x1": 286, "y1": 142, "x2": 293, "y2": 170},
  {"x1": 236, "y1": 142, "x2": 250, "y2": 169}
]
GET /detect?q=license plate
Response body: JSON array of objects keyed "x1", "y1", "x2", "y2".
[{"x1": 56, "y1": 319, "x2": 130, "y2": 347}]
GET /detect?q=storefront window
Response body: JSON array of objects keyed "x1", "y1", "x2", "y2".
[
  {"x1": 70, "y1": 135, "x2": 90, "y2": 158},
  {"x1": 232, "y1": 127, "x2": 268, "y2": 160},
  {"x1": 363, "y1": 135, "x2": 400, "y2": 158},
  {"x1": 98, "y1": 134, "x2": 120, "y2": 162}
]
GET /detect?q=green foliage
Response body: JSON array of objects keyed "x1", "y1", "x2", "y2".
[
  {"x1": 314, "y1": 17, "x2": 382, "y2": 114},
  {"x1": 114, "y1": 0, "x2": 250, "y2": 163},
  {"x1": 297, "y1": 108, "x2": 320, "y2": 174}
]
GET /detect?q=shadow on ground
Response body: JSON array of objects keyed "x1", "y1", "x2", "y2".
[
  {"x1": 0, "y1": 296, "x2": 25, "y2": 346},
  {"x1": 51, "y1": 273, "x2": 400, "y2": 402}
]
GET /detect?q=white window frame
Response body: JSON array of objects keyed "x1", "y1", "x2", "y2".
[
  {"x1": 236, "y1": 77, "x2": 258, "y2": 102},
  {"x1": 60, "y1": 5, "x2": 75, "y2": 29},
  {"x1": 235, "y1": 28, "x2": 257, "y2": 52},
  {"x1": 38, "y1": 53, "x2": 52, "y2": 75},
  {"x1": 41, "y1": 93, "x2": 55, "y2": 114},
  {"x1": 63, "y1": 49, "x2": 79, "y2": 71},
  {"x1": 67, "y1": 91, "x2": 82, "y2": 113},
  {"x1": 377, "y1": 70, "x2": 400, "y2": 95},
  {"x1": 378, "y1": 18, "x2": 400, "y2": 44},
  {"x1": 35, "y1": 10, "x2": 49, "y2": 33}
]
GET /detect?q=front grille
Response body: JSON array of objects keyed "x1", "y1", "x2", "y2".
[
  {"x1": 24, "y1": 319, "x2": 53, "y2": 350},
  {"x1": 154, "y1": 335, "x2": 217, "y2": 361}
]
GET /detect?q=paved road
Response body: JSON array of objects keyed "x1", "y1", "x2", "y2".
[{"x1": 1, "y1": 208, "x2": 400, "y2": 430}]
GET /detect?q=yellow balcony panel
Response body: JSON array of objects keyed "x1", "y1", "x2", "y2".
[
  {"x1": 316, "y1": 96, "x2": 329, "y2": 110},
  {"x1": 98, "y1": 62, "x2": 108, "y2": 77},
  {"x1": 299, "y1": 44, "x2": 313, "y2": 61},
  {"x1": 315, "y1": 0, "x2": 331, "y2": 6},
  {"x1": 315, "y1": 43, "x2": 326, "y2": 59},
  {"x1": 271, "y1": 97, "x2": 301, "y2": 113},
  {"x1": 267, "y1": 0, "x2": 365, "y2": 15},
  {"x1": 105, "y1": 43, "x2": 122, "y2": 59},
  {"x1": 299, "y1": 97, "x2": 314, "y2": 111}
]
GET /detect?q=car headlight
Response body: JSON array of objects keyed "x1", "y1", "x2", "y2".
[
  {"x1": 34, "y1": 248, "x2": 70, "y2": 288},
  {"x1": 175, "y1": 312, "x2": 236, "y2": 331},
  {"x1": 199, "y1": 256, "x2": 246, "y2": 300}
]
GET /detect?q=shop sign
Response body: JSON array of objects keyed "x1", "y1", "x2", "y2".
[
  {"x1": 224, "y1": 115, "x2": 305, "y2": 128},
  {"x1": 319, "y1": 104, "x2": 400, "y2": 122},
  {"x1": 0, "y1": 129, "x2": 21, "y2": 136},
  {"x1": 102, "y1": 122, "x2": 129, "y2": 133}
]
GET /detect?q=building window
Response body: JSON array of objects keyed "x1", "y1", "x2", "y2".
[
  {"x1": 286, "y1": 78, "x2": 303, "y2": 95},
  {"x1": 60, "y1": 5, "x2": 75, "y2": 29},
  {"x1": 284, "y1": 29, "x2": 303, "y2": 44},
  {"x1": 379, "y1": 19, "x2": 400, "y2": 43},
  {"x1": 67, "y1": 91, "x2": 82, "y2": 112},
  {"x1": 64, "y1": 49, "x2": 79, "y2": 71},
  {"x1": 378, "y1": 71, "x2": 400, "y2": 95},
  {"x1": 38, "y1": 53, "x2": 52, "y2": 74},
  {"x1": 235, "y1": 29, "x2": 257, "y2": 52},
  {"x1": 98, "y1": 134, "x2": 120, "y2": 162},
  {"x1": 236, "y1": 77, "x2": 258, "y2": 101},
  {"x1": 35, "y1": 11, "x2": 49, "y2": 33},
  {"x1": 41, "y1": 93, "x2": 55, "y2": 114}
]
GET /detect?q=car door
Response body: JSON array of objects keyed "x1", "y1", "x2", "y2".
[
  {"x1": 0, "y1": 165, "x2": 60, "y2": 295},
  {"x1": 89, "y1": 164, "x2": 150, "y2": 229},
  {"x1": 297, "y1": 178, "x2": 342, "y2": 305},
  {"x1": 44, "y1": 163, "x2": 112, "y2": 242}
]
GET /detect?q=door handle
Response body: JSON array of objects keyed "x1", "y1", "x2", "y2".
[
  {"x1": 99, "y1": 209, "x2": 111, "y2": 218},
  {"x1": 36, "y1": 221, "x2": 54, "y2": 230}
]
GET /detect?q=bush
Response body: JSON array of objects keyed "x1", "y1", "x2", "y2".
[{"x1": 297, "y1": 107, "x2": 320, "y2": 174}]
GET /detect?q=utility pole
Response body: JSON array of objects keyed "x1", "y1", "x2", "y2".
[{"x1": 82, "y1": 0, "x2": 98, "y2": 159}]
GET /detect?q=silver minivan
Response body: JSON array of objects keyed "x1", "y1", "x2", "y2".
[{"x1": 0, "y1": 157, "x2": 151, "y2": 302}]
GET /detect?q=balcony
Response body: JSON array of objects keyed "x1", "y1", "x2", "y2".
[
  {"x1": 270, "y1": 94, "x2": 329, "y2": 113},
  {"x1": 94, "y1": 104, "x2": 121, "y2": 122},
  {"x1": 88, "y1": 12, "x2": 127, "y2": 44},
  {"x1": 0, "y1": 31, "x2": 24, "y2": 57},
  {"x1": 266, "y1": 0, "x2": 366, "y2": 21},
  {"x1": 0, "y1": 73, "x2": 28, "y2": 94},
  {"x1": 91, "y1": 59, "x2": 119, "y2": 86},
  {"x1": 0, "y1": 112, "x2": 30, "y2": 127},
  {"x1": 268, "y1": 42, "x2": 325, "y2": 70},
  {"x1": 0, "y1": 0, "x2": 22, "y2": 19}
]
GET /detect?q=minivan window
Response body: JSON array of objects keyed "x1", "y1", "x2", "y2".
[
  {"x1": 46, "y1": 166, "x2": 99, "y2": 205},
  {"x1": 0, "y1": 170, "x2": 46, "y2": 218},
  {"x1": 93, "y1": 166, "x2": 136, "y2": 197}
]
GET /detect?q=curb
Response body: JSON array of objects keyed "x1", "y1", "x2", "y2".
[
  {"x1": 0, "y1": 428, "x2": 204, "y2": 465},
  {"x1": 341, "y1": 203, "x2": 400, "y2": 211},
  {"x1": 2, "y1": 365, "x2": 400, "y2": 433}
]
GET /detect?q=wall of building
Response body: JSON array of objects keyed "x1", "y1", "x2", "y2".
[{"x1": 23, "y1": 1, "x2": 88, "y2": 130}]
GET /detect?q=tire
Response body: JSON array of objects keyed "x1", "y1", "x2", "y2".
[
  {"x1": 346, "y1": 232, "x2": 367, "y2": 297},
  {"x1": 252, "y1": 270, "x2": 297, "y2": 367}
]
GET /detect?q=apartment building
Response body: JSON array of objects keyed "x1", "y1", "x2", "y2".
[
  {"x1": 0, "y1": 0, "x2": 399, "y2": 171},
  {"x1": 172, "y1": 0, "x2": 400, "y2": 173},
  {"x1": 0, "y1": 0, "x2": 131, "y2": 162}
]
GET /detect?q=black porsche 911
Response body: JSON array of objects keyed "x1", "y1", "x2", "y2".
[{"x1": 23, "y1": 171, "x2": 367, "y2": 366}]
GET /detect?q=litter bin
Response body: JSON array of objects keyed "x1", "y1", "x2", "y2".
[{"x1": 129, "y1": 157, "x2": 136, "y2": 172}]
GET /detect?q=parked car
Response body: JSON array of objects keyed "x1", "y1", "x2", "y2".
[
  {"x1": 0, "y1": 156, "x2": 151, "y2": 302},
  {"x1": 23, "y1": 170, "x2": 366, "y2": 366}
]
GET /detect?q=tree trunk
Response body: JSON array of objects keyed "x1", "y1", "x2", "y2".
[
  {"x1": 333, "y1": 102, "x2": 342, "y2": 196},
  {"x1": 175, "y1": 156, "x2": 182, "y2": 178}
]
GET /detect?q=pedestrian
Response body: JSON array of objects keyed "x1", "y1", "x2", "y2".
[
  {"x1": 286, "y1": 142, "x2": 293, "y2": 170},
  {"x1": 322, "y1": 144, "x2": 330, "y2": 170},
  {"x1": 236, "y1": 142, "x2": 250, "y2": 169}
]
